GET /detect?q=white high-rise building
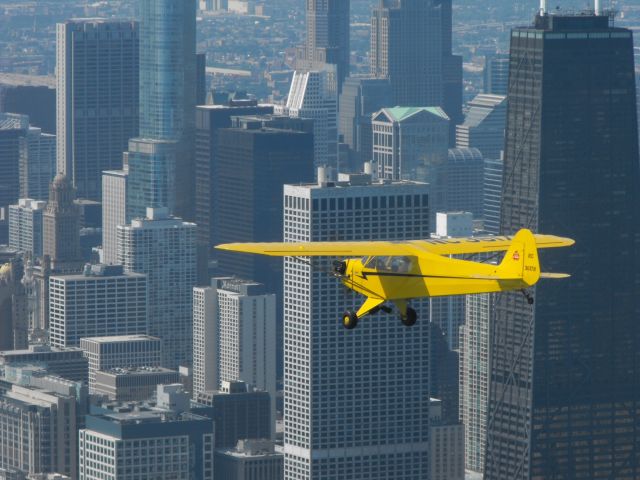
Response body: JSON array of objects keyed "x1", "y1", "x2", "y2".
[
  {"x1": 118, "y1": 207, "x2": 197, "y2": 369},
  {"x1": 8, "y1": 198, "x2": 46, "y2": 258},
  {"x1": 283, "y1": 172, "x2": 431, "y2": 480},
  {"x1": 279, "y1": 69, "x2": 338, "y2": 174},
  {"x1": 56, "y1": 19, "x2": 139, "y2": 202},
  {"x1": 460, "y1": 292, "x2": 492, "y2": 473},
  {"x1": 101, "y1": 166, "x2": 128, "y2": 265},
  {"x1": 48, "y1": 264, "x2": 148, "y2": 349},
  {"x1": 80, "y1": 335, "x2": 162, "y2": 394},
  {"x1": 193, "y1": 278, "x2": 276, "y2": 428}
]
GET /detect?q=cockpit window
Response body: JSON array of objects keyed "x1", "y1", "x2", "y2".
[{"x1": 365, "y1": 256, "x2": 413, "y2": 273}]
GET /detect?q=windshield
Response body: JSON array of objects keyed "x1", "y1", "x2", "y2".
[{"x1": 364, "y1": 256, "x2": 413, "y2": 273}]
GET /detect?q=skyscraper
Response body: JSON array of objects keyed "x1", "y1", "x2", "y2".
[
  {"x1": 8, "y1": 199, "x2": 46, "y2": 258},
  {"x1": 281, "y1": 69, "x2": 338, "y2": 174},
  {"x1": 42, "y1": 174, "x2": 83, "y2": 273},
  {"x1": 283, "y1": 173, "x2": 431, "y2": 479},
  {"x1": 19, "y1": 126, "x2": 56, "y2": 201},
  {"x1": 192, "y1": 278, "x2": 277, "y2": 426},
  {"x1": 455, "y1": 94, "x2": 507, "y2": 161},
  {"x1": 459, "y1": 293, "x2": 491, "y2": 473},
  {"x1": 117, "y1": 208, "x2": 197, "y2": 369},
  {"x1": 212, "y1": 116, "x2": 314, "y2": 288},
  {"x1": 298, "y1": 0, "x2": 350, "y2": 92},
  {"x1": 101, "y1": 167, "x2": 128, "y2": 265},
  {"x1": 485, "y1": 13, "x2": 640, "y2": 479},
  {"x1": 134, "y1": 0, "x2": 196, "y2": 220},
  {"x1": 56, "y1": 19, "x2": 139, "y2": 201},
  {"x1": 338, "y1": 77, "x2": 392, "y2": 168},
  {"x1": 48, "y1": 265, "x2": 148, "y2": 349},
  {"x1": 483, "y1": 54, "x2": 509, "y2": 95},
  {"x1": 194, "y1": 103, "x2": 273, "y2": 280},
  {"x1": 371, "y1": 0, "x2": 443, "y2": 107},
  {"x1": 0, "y1": 113, "x2": 28, "y2": 215}
]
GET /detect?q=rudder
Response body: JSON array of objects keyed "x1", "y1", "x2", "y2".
[{"x1": 498, "y1": 229, "x2": 540, "y2": 286}]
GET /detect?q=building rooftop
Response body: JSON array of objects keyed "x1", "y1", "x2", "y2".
[
  {"x1": 383, "y1": 106, "x2": 449, "y2": 122},
  {"x1": 100, "y1": 366, "x2": 176, "y2": 376},
  {"x1": 81, "y1": 335, "x2": 160, "y2": 344},
  {"x1": 50, "y1": 264, "x2": 145, "y2": 281}
]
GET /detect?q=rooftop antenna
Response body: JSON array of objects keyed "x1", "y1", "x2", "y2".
[
  {"x1": 594, "y1": 0, "x2": 601, "y2": 15},
  {"x1": 540, "y1": 0, "x2": 547, "y2": 15}
]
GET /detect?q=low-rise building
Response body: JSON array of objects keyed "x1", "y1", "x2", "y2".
[
  {"x1": 215, "y1": 439, "x2": 283, "y2": 480},
  {"x1": 93, "y1": 367, "x2": 179, "y2": 402}
]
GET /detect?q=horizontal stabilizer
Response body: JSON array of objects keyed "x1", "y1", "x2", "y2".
[{"x1": 540, "y1": 272, "x2": 571, "y2": 279}]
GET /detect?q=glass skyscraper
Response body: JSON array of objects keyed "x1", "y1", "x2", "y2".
[
  {"x1": 485, "y1": 13, "x2": 640, "y2": 479},
  {"x1": 128, "y1": 0, "x2": 196, "y2": 220}
]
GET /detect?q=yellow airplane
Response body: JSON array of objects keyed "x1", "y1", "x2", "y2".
[{"x1": 216, "y1": 228, "x2": 573, "y2": 329}]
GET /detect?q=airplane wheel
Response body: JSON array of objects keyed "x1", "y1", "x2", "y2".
[
  {"x1": 342, "y1": 311, "x2": 358, "y2": 330},
  {"x1": 401, "y1": 307, "x2": 417, "y2": 327}
]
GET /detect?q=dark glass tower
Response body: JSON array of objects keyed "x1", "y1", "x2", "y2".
[
  {"x1": 298, "y1": 0, "x2": 350, "y2": 92},
  {"x1": 485, "y1": 14, "x2": 640, "y2": 479},
  {"x1": 370, "y1": 0, "x2": 462, "y2": 144}
]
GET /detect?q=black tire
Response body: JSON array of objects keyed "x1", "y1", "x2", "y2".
[
  {"x1": 401, "y1": 307, "x2": 418, "y2": 327},
  {"x1": 342, "y1": 311, "x2": 358, "y2": 330}
]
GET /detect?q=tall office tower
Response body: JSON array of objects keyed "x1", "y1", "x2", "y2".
[
  {"x1": 195, "y1": 381, "x2": 272, "y2": 447},
  {"x1": 438, "y1": 0, "x2": 463, "y2": 146},
  {"x1": 56, "y1": 19, "x2": 139, "y2": 201},
  {"x1": 482, "y1": 158, "x2": 503, "y2": 235},
  {"x1": 483, "y1": 54, "x2": 509, "y2": 95},
  {"x1": 281, "y1": 69, "x2": 338, "y2": 173},
  {"x1": 429, "y1": 323, "x2": 459, "y2": 423},
  {"x1": 215, "y1": 440, "x2": 284, "y2": 480},
  {"x1": 8, "y1": 199, "x2": 46, "y2": 258},
  {"x1": 48, "y1": 265, "x2": 147, "y2": 349},
  {"x1": 195, "y1": 103, "x2": 273, "y2": 280},
  {"x1": 42, "y1": 175, "x2": 82, "y2": 273},
  {"x1": 193, "y1": 278, "x2": 277, "y2": 425},
  {"x1": 428, "y1": 398, "x2": 465, "y2": 480},
  {"x1": 0, "y1": 384, "x2": 79, "y2": 479},
  {"x1": 126, "y1": 137, "x2": 179, "y2": 220},
  {"x1": 136, "y1": 0, "x2": 196, "y2": 220},
  {"x1": 0, "y1": 78, "x2": 56, "y2": 135},
  {"x1": 455, "y1": 94, "x2": 507, "y2": 161},
  {"x1": 372, "y1": 106, "x2": 449, "y2": 181},
  {"x1": 117, "y1": 208, "x2": 197, "y2": 369},
  {"x1": 283, "y1": 173, "x2": 431, "y2": 479},
  {"x1": 338, "y1": 77, "x2": 392, "y2": 168},
  {"x1": 0, "y1": 113, "x2": 28, "y2": 215},
  {"x1": 485, "y1": 13, "x2": 640, "y2": 479},
  {"x1": 80, "y1": 335, "x2": 161, "y2": 394},
  {"x1": 79, "y1": 406, "x2": 215, "y2": 480},
  {"x1": 371, "y1": 0, "x2": 442, "y2": 107},
  {"x1": 441, "y1": 148, "x2": 485, "y2": 219},
  {"x1": 213, "y1": 117, "x2": 314, "y2": 293},
  {"x1": 297, "y1": 0, "x2": 350, "y2": 92},
  {"x1": 459, "y1": 293, "x2": 491, "y2": 473},
  {"x1": 101, "y1": 166, "x2": 128, "y2": 265},
  {"x1": 19, "y1": 127, "x2": 56, "y2": 201}
]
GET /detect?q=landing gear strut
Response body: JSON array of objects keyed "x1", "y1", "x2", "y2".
[{"x1": 521, "y1": 289, "x2": 534, "y2": 305}]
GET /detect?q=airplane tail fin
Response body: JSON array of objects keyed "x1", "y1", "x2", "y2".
[{"x1": 498, "y1": 229, "x2": 540, "y2": 286}]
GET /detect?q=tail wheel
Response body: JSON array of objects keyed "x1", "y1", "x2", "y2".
[
  {"x1": 401, "y1": 307, "x2": 417, "y2": 327},
  {"x1": 342, "y1": 311, "x2": 358, "y2": 330}
]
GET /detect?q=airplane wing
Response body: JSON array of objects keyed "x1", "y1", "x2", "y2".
[{"x1": 216, "y1": 232, "x2": 574, "y2": 258}]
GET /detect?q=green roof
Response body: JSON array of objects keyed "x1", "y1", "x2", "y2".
[{"x1": 383, "y1": 106, "x2": 450, "y2": 122}]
